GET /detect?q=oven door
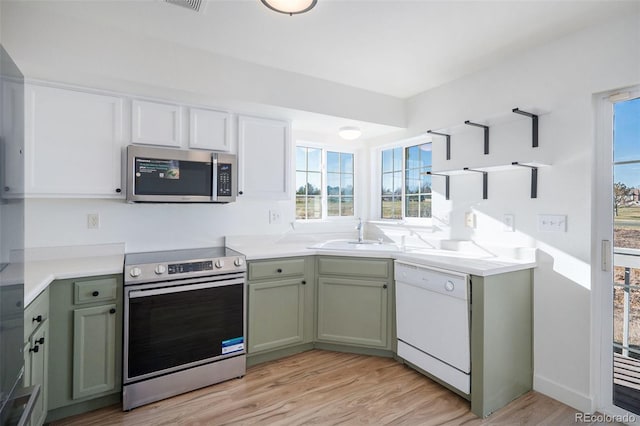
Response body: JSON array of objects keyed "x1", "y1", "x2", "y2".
[{"x1": 123, "y1": 274, "x2": 245, "y2": 384}]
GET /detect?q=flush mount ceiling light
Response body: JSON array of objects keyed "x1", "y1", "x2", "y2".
[
  {"x1": 261, "y1": 0, "x2": 317, "y2": 15},
  {"x1": 338, "y1": 126, "x2": 362, "y2": 141}
]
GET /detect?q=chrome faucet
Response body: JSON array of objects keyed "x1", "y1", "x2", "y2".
[{"x1": 356, "y1": 217, "x2": 364, "y2": 243}]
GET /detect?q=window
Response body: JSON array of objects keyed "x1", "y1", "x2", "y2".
[
  {"x1": 381, "y1": 147, "x2": 403, "y2": 219},
  {"x1": 327, "y1": 151, "x2": 354, "y2": 217},
  {"x1": 405, "y1": 144, "x2": 432, "y2": 218},
  {"x1": 296, "y1": 146, "x2": 322, "y2": 219},
  {"x1": 381, "y1": 142, "x2": 432, "y2": 219},
  {"x1": 296, "y1": 146, "x2": 355, "y2": 220}
]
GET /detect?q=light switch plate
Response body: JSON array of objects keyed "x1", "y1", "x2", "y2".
[
  {"x1": 465, "y1": 212, "x2": 476, "y2": 228},
  {"x1": 537, "y1": 214, "x2": 567, "y2": 232}
]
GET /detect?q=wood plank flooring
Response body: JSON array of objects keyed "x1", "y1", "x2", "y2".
[{"x1": 53, "y1": 350, "x2": 619, "y2": 425}]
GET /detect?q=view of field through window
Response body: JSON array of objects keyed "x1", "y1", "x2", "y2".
[{"x1": 612, "y1": 96, "x2": 640, "y2": 414}]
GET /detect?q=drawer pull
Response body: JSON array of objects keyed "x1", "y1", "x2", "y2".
[
  {"x1": 301, "y1": 280, "x2": 306, "y2": 285},
  {"x1": 92, "y1": 291, "x2": 100, "y2": 297},
  {"x1": 35, "y1": 337, "x2": 45, "y2": 345},
  {"x1": 277, "y1": 268, "x2": 283, "y2": 273},
  {"x1": 32, "y1": 315, "x2": 42, "y2": 323},
  {"x1": 383, "y1": 284, "x2": 388, "y2": 289},
  {"x1": 29, "y1": 345, "x2": 39, "y2": 353},
  {"x1": 109, "y1": 308, "x2": 116, "y2": 314}
]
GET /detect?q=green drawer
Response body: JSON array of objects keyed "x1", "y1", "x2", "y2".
[
  {"x1": 317, "y1": 257, "x2": 390, "y2": 279},
  {"x1": 24, "y1": 288, "x2": 50, "y2": 340},
  {"x1": 249, "y1": 258, "x2": 306, "y2": 280},
  {"x1": 74, "y1": 278, "x2": 118, "y2": 305}
]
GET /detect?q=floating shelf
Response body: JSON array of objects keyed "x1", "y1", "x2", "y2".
[{"x1": 430, "y1": 162, "x2": 549, "y2": 199}]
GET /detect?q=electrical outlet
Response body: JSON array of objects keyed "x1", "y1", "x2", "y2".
[
  {"x1": 87, "y1": 213, "x2": 100, "y2": 229},
  {"x1": 269, "y1": 209, "x2": 282, "y2": 224},
  {"x1": 537, "y1": 214, "x2": 567, "y2": 232},
  {"x1": 503, "y1": 214, "x2": 515, "y2": 232},
  {"x1": 465, "y1": 211, "x2": 476, "y2": 228}
]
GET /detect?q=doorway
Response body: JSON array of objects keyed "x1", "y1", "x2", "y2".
[{"x1": 597, "y1": 88, "x2": 640, "y2": 420}]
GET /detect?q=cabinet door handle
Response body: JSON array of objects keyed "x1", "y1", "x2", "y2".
[
  {"x1": 382, "y1": 284, "x2": 388, "y2": 289},
  {"x1": 35, "y1": 337, "x2": 45, "y2": 345},
  {"x1": 277, "y1": 268, "x2": 283, "y2": 273},
  {"x1": 32, "y1": 315, "x2": 42, "y2": 323},
  {"x1": 92, "y1": 291, "x2": 100, "y2": 297},
  {"x1": 109, "y1": 308, "x2": 116, "y2": 314},
  {"x1": 29, "y1": 345, "x2": 39, "y2": 353},
  {"x1": 115, "y1": 188, "x2": 122, "y2": 193},
  {"x1": 301, "y1": 280, "x2": 306, "y2": 285}
]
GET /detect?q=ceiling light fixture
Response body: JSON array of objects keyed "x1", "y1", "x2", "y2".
[
  {"x1": 338, "y1": 126, "x2": 362, "y2": 141},
  {"x1": 261, "y1": 0, "x2": 317, "y2": 15}
]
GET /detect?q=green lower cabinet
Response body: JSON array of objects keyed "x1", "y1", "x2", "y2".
[
  {"x1": 24, "y1": 321, "x2": 48, "y2": 426},
  {"x1": 72, "y1": 304, "x2": 117, "y2": 399},
  {"x1": 24, "y1": 288, "x2": 49, "y2": 426},
  {"x1": 246, "y1": 257, "x2": 315, "y2": 359},
  {"x1": 248, "y1": 278, "x2": 306, "y2": 353},
  {"x1": 47, "y1": 275, "x2": 122, "y2": 422},
  {"x1": 316, "y1": 277, "x2": 389, "y2": 348}
]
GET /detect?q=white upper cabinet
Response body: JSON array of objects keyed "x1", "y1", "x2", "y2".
[
  {"x1": 238, "y1": 116, "x2": 291, "y2": 199},
  {"x1": 25, "y1": 84, "x2": 124, "y2": 197},
  {"x1": 131, "y1": 100, "x2": 182, "y2": 147},
  {"x1": 2, "y1": 78, "x2": 25, "y2": 196},
  {"x1": 189, "y1": 107, "x2": 231, "y2": 152}
]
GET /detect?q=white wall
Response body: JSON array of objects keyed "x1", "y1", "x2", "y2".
[{"x1": 367, "y1": 10, "x2": 640, "y2": 412}]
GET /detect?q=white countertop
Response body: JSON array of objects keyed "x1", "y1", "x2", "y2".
[
  {"x1": 17, "y1": 244, "x2": 125, "y2": 306},
  {"x1": 225, "y1": 238, "x2": 536, "y2": 277}
]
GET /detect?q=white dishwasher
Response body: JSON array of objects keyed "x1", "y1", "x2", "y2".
[{"x1": 395, "y1": 260, "x2": 471, "y2": 394}]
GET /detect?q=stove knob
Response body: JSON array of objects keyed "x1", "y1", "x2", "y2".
[
  {"x1": 155, "y1": 264, "x2": 166, "y2": 275},
  {"x1": 445, "y1": 280, "x2": 455, "y2": 292},
  {"x1": 215, "y1": 259, "x2": 225, "y2": 269},
  {"x1": 129, "y1": 267, "x2": 142, "y2": 278},
  {"x1": 234, "y1": 257, "x2": 244, "y2": 267}
]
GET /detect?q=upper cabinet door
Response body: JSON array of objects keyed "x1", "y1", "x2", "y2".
[
  {"x1": 131, "y1": 100, "x2": 182, "y2": 147},
  {"x1": 24, "y1": 84, "x2": 124, "y2": 197},
  {"x1": 189, "y1": 107, "x2": 231, "y2": 152},
  {"x1": 238, "y1": 116, "x2": 291, "y2": 199}
]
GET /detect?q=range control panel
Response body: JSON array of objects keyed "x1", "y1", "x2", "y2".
[{"x1": 168, "y1": 261, "x2": 214, "y2": 275}]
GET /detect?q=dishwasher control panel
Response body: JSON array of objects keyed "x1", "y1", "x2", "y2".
[{"x1": 394, "y1": 261, "x2": 469, "y2": 300}]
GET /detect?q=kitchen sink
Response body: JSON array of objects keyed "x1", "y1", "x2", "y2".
[{"x1": 309, "y1": 239, "x2": 401, "y2": 252}]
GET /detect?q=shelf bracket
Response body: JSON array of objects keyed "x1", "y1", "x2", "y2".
[
  {"x1": 424, "y1": 171, "x2": 449, "y2": 200},
  {"x1": 512, "y1": 108, "x2": 539, "y2": 148},
  {"x1": 464, "y1": 168, "x2": 488, "y2": 199},
  {"x1": 464, "y1": 121, "x2": 489, "y2": 154},
  {"x1": 427, "y1": 130, "x2": 451, "y2": 160},
  {"x1": 512, "y1": 162, "x2": 538, "y2": 198}
]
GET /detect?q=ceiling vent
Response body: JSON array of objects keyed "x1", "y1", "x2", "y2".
[{"x1": 164, "y1": 0, "x2": 206, "y2": 13}]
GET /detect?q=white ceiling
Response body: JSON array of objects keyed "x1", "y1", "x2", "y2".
[{"x1": 33, "y1": 0, "x2": 639, "y2": 99}]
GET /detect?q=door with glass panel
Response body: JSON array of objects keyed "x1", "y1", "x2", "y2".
[{"x1": 611, "y1": 94, "x2": 640, "y2": 416}]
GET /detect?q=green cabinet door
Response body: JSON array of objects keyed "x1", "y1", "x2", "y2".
[
  {"x1": 248, "y1": 278, "x2": 306, "y2": 353},
  {"x1": 317, "y1": 277, "x2": 389, "y2": 348},
  {"x1": 28, "y1": 323, "x2": 49, "y2": 426},
  {"x1": 72, "y1": 304, "x2": 117, "y2": 399}
]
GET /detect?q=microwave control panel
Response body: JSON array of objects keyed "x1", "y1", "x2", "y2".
[{"x1": 217, "y1": 163, "x2": 232, "y2": 196}]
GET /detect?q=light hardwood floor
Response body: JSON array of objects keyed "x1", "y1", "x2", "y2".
[{"x1": 53, "y1": 350, "x2": 619, "y2": 425}]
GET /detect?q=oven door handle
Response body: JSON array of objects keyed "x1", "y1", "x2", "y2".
[{"x1": 128, "y1": 278, "x2": 244, "y2": 299}]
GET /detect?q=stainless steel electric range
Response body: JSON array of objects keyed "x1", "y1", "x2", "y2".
[{"x1": 122, "y1": 247, "x2": 246, "y2": 411}]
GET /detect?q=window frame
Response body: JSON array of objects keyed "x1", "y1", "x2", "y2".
[
  {"x1": 295, "y1": 141, "x2": 357, "y2": 222},
  {"x1": 375, "y1": 135, "x2": 434, "y2": 224}
]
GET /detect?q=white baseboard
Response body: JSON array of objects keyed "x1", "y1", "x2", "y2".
[{"x1": 534, "y1": 374, "x2": 595, "y2": 413}]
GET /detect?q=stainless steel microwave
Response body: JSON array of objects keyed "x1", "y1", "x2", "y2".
[{"x1": 126, "y1": 145, "x2": 237, "y2": 203}]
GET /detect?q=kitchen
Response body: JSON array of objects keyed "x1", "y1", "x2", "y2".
[{"x1": 0, "y1": 0, "x2": 639, "y2": 425}]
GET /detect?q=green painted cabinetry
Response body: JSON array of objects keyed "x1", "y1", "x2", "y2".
[
  {"x1": 316, "y1": 256, "x2": 394, "y2": 350},
  {"x1": 23, "y1": 288, "x2": 49, "y2": 426},
  {"x1": 247, "y1": 257, "x2": 314, "y2": 358},
  {"x1": 47, "y1": 275, "x2": 122, "y2": 422}
]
